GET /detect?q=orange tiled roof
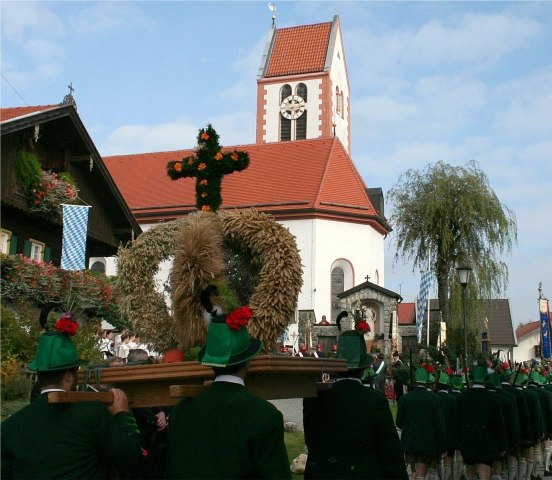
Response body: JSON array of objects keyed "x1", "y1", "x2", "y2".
[
  {"x1": 515, "y1": 320, "x2": 541, "y2": 339},
  {"x1": 398, "y1": 302, "x2": 416, "y2": 325},
  {"x1": 1, "y1": 105, "x2": 59, "y2": 122},
  {"x1": 104, "y1": 137, "x2": 385, "y2": 229},
  {"x1": 264, "y1": 22, "x2": 332, "y2": 78}
]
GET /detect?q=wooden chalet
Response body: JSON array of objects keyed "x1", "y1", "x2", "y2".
[{"x1": 1, "y1": 100, "x2": 141, "y2": 265}]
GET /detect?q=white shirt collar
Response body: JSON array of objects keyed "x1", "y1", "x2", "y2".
[
  {"x1": 335, "y1": 377, "x2": 362, "y2": 385},
  {"x1": 40, "y1": 388, "x2": 66, "y2": 394},
  {"x1": 214, "y1": 375, "x2": 244, "y2": 386}
]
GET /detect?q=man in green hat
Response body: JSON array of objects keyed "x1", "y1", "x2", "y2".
[
  {"x1": 169, "y1": 302, "x2": 290, "y2": 479},
  {"x1": 435, "y1": 369, "x2": 458, "y2": 480},
  {"x1": 455, "y1": 363, "x2": 507, "y2": 480},
  {"x1": 1, "y1": 313, "x2": 142, "y2": 479},
  {"x1": 303, "y1": 329, "x2": 407, "y2": 479},
  {"x1": 396, "y1": 361, "x2": 446, "y2": 480}
]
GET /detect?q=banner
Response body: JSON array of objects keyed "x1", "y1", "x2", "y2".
[
  {"x1": 61, "y1": 205, "x2": 90, "y2": 271},
  {"x1": 540, "y1": 297, "x2": 551, "y2": 359},
  {"x1": 416, "y1": 270, "x2": 432, "y2": 343}
]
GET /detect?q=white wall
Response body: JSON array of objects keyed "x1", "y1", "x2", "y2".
[
  {"x1": 513, "y1": 330, "x2": 540, "y2": 363},
  {"x1": 329, "y1": 25, "x2": 350, "y2": 153}
]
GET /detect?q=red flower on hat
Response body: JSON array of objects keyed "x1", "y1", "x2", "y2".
[
  {"x1": 355, "y1": 320, "x2": 370, "y2": 333},
  {"x1": 446, "y1": 368, "x2": 454, "y2": 375},
  {"x1": 55, "y1": 312, "x2": 78, "y2": 336},
  {"x1": 226, "y1": 306, "x2": 253, "y2": 331},
  {"x1": 422, "y1": 362, "x2": 434, "y2": 374}
]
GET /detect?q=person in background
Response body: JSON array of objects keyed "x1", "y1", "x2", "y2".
[
  {"x1": 373, "y1": 352, "x2": 387, "y2": 393},
  {"x1": 392, "y1": 351, "x2": 406, "y2": 404},
  {"x1": 1, "y1": 313, "x2": 142, "y2": 479},
  {"x1": 396, "y1": 361, "x2": 446, "y2": 480},
  {"x1": 303, "y1": 329, "x2": 407, "y2": 479},
  {"x1": 169, "y1": 284, "x2": 290, "y2": 479}
]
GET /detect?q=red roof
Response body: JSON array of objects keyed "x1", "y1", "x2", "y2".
[
  {"x1": 1, "y1": 105, "x2": 59, "y2": 122},
  {"x1": 104, "y1": 137, "x2": 386, "y2": 230},
  {"x1": 398, "y1": 303, "x2": 415, "y2": 325},
  {"x1": 515, "y1": 320, "x2": 541, "y2": 339},
  {"x1": 264, "y1": 21, "x2": 332, "y2": 77}
]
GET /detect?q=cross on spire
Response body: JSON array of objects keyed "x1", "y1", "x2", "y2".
[{"x1": 167, "y1": 124, "x2": 250, "y2": 212}]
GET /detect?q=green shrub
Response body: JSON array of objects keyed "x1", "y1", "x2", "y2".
[
  {"x1": 1, "y1": 356, "x2": 31, "y2": 401},
  {"x1": 14, "y1": 150, "x2": 42, "y2": 192}
]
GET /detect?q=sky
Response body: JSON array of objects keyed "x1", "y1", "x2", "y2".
[{"x1": 2, "y1": 1, "x2": 551, "y2": 328}]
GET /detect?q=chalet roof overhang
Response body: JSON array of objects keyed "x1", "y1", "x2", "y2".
[{"x1": 1, "y1": 105, "x2": 141, "y2": 243}]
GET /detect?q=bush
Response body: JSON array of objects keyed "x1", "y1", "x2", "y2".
[{"x1": 1, "y1": 356, "x2": 31, "y2": 401}]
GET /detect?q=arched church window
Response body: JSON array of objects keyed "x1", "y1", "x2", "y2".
[
  {"x1": 331, "y1": 267, "x2": 345, "y2": 323},
  {"x1": 296, "y1": 83, "x2": 307, "y2": 102},
  {"x1": 335, "y1": 86, "x2": 341, "y2": 115},
  {"x1": 296, "y1": 110, "x2": 307, "y2": 140},
  {"x1": 281, "y1": 84, "x2": 292, "y2": 102}
]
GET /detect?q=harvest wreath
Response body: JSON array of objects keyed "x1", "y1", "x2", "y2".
[{"x1": 116, "y1": 209, "x2": 303, "y2": 354}]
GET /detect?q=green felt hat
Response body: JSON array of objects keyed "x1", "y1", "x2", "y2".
[
  {"x1": 438, "y1": 371, "x2": 451, "y2": 385},
  {"x1": 501, "y1": 364, "x2": 515, "y2": 380},
  {"x1": 528, "y1": 370, "x2": 545, "y2": 385},
  {"x1": 451, "y1": 373, "x2": 465, "y2": 389},
  {"x1": 337, "y1": 330, "x2": 373, "y2": 370},
  {"x1": 415, "y1": 366, "x2": 435, "y2": 384},
  {"x1": 198, "y1": 310, "x2": 262, "y2": 367},
  {"x1": 27, "y1": 330, "x2": 88, "y2": 372},
  {"x1": 486, "y1": 373, "x2": 502, "y2": 388},
  {"x1": 470, "y1": 365, "x2": 488, "y2": 384},
  {"x1": 514, "y1": 371, "x2": 528, "y2": 385}
]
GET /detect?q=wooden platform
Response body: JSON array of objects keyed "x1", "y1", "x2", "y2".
[{"x1": 76, "y1": 355, "x2": 347, "y2": 408}]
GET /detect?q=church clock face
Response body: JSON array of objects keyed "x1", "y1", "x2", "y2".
[{"x1": 280, "y1": 94, "x2": 306, "y2": 120}]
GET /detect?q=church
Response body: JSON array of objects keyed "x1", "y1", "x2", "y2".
[{"x1": 104, "y1": 16, "x2": 401, "y2": 354}]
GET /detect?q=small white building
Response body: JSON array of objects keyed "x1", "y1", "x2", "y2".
[{"x1": 513, "y1": 320, "x2": 541, "y2": 362}]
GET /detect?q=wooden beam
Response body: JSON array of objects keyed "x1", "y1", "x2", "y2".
[{"x1": 48, "y1": 391, "x2": 113, "y2": 404}]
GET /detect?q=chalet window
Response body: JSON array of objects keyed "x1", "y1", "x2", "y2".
[
  {"x1": 29, "y1": 239, "x2": 45, "y2": 262},
  {"x1": 1, "y1": 229, "x2": 12, "y2": 255},
  {"x1": 401, "y1": 335, "x2": 417, "y2": 354}
]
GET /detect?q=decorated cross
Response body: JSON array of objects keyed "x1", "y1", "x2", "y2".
[{"x1": 167, "y1": 124, "x2": 250, "y2": 212}]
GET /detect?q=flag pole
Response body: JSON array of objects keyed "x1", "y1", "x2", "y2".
[{"x1": 426, "y1": 246, "x2": 431, "y2": 346}]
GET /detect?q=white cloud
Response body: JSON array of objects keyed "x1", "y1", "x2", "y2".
[
  {"x1": 100, "y1": 122, "x2": 199, "y2": 156},
  {"x1": 68, "y1": 2, "x2": 154, "y2": 37},
  {"x1": 1, "y1": 1, "x2": 65, "y2": 41}
]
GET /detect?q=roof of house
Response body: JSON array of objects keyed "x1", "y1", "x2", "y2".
[
  {"x1": 515, "y1": 320, "x2": 541, "y2": 340},
  {"x1": 263, "y1": 20, "x2": 333, "y2": 78},
  {"x1": 103, "y1": 137, "x2": 390, "y2": 232},
  {"x1": 398, "y1": 302, "x2": 415, "y2": 325},
  {"x1": 1, "y1": 105, "x2": 60, "y2": 122},
  {"x1": 1, "y1": 104, "x2": 141, "y2": 244},
  {"x1": 338, "y1": 279, "x2": 401, "y2": 300}
]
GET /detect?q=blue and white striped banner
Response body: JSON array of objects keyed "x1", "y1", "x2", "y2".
[
  {"x1": 61, "y1": 205, "x2": 90, "y2": 271},
  {"x1": 540, "y1": 298, "x2": 551, "y2": 359},
  {"x1": 416, "y1": 270, "x2": 432, "y2": 343}
]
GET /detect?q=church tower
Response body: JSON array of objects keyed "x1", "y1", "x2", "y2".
[{"x1": 256, "y1": 15, "x2": 351, "y2": 154}]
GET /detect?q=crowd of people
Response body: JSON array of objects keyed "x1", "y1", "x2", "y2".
[{"x1": 2, "y1": 296, "x2": 551, "y2": 480}]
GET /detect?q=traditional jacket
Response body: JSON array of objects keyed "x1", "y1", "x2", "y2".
[
  {"x1": 523, "y1": 385, "x2": 545, "y2": 443},
  {"x1": 303, "y1": 378, "x2": 407, "y2": 479},
  {"x1": 455, "y1": 386, "x2": 507, "y2": 465},
  {"x1": 396, "y1": 386, "x2": 446, "y2": 459},
  {"x1": 169, "y1": 381, "x2": 290, "y2": 479},
  {"x1": 1, "y1": 393, "x2": 142, "y2": 479},
  {"x1": 527, "y1": 383, "x2": 552, "y2": 438},
  {"x1": 435, "y1": 389, "x2": 458, "y2": 451},
  {"x1": 488, "y1": 388, "x2": 520, "y2": 454},
  {"x1": 502, "y1": 383, "x2": 533, "y2": 446}
]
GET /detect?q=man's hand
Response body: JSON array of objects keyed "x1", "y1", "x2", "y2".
[{"x1": 107, "y1": 388, "x2": 130, "y2": 415}]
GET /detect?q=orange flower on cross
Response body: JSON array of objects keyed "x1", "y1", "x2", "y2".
[
  {"x1": 214, "y1": 152, "x2": 223, "y2": 160},
  {"x1": 198, "y1": 163, "x2": 206, "y2": 171},
  {"x1": 200, "y1": 132, "x2": 209, "y2": 140},
  {"x1": 173, "y1": 163, "x2": 182, "y2": 172},
  {"x1": 199, "y1": 179, "x2": 208, "y2": 186},
  {"x1": 231, "y1": 152, "x2": 239, "y2": 161}
]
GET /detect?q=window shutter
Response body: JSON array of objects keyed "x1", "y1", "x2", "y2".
[
  {"x1": 44, "y1": 247, "x2": 51, "y2": 262},
  {"x1": 9, "y1": 235, "x2": 18, "y2": 255},
  {"x1": 23, "y1": 240, "x2": 31, "y2": 257}
]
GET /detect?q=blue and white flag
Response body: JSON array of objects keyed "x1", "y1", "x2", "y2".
[
  {"x1": 540, "y1": 298, "x2": 551, "y2": 359},
  {"x1": 61, "y1": 205, "x2": 90, "y2": 271},
  {"x1": 416, "y1": 270, "x2": 432, "y2": 343}
]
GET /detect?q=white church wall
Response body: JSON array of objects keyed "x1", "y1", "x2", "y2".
[
  {"x1": 262, "y1": 78, "x2": 323, "y2": 143},
  {"x1": 329, "y1": 26, "x2": 350, "y2": 153}
]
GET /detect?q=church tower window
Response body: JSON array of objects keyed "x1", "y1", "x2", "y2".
[{"x1": 331, "y1": 267, "x2": 345, "y2": 323}]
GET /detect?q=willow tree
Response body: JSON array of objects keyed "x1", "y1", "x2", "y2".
[{"x1": 387, "y1": 160, "x2": 517, "y2": 330}]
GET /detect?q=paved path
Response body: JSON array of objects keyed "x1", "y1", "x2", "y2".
[{"x1": 269, "y1": 398, "x2": 303, "y2": 431}]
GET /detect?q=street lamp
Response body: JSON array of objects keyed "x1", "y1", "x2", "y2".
[{"x1": 457, "y1": 265, "x2": 472, "y2": 379}]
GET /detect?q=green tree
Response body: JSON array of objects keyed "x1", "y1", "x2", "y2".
[{"x1": 388, "y1": 160, "x2": 517, "y2": 346}]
